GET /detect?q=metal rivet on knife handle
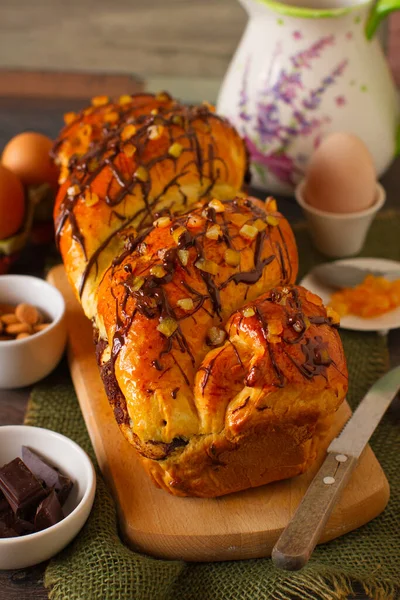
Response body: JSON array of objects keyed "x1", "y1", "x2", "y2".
[
  {"x1": 335, "y1": 454, "x2": 348, "y2": 463},
  {"x1": 323, "y1": 477, "x2": 335, "y2": 485}
]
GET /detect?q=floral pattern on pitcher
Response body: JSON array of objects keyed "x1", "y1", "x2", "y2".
[{"x1": 238, "y1": 35, "x2": 349, "y2": 187}]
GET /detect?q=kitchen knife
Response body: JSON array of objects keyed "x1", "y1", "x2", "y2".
[
  {"x1": 272, "y1": 366, "x2": 400, "y2": 571},
  {"x1": 311, "y1": 263, "x2": 400, "y2": 289}
]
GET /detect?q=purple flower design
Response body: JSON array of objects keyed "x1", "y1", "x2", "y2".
[
  {"x1": 238, "y1": 36, "x2": 348, "y2": 186},
  {"x1": 245, "y1": 136, "x2": 301, "y2": 186},
  {"x1": 291, "y1": 35, "x2": 335, "y2": 70},
  {"x1": 238, "y1": 57, "x2": 251, "y2": 123},
  {"x1": 271, "y1": 70, "x2": 303, "y2": 104}
]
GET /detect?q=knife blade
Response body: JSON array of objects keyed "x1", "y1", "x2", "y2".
[
  {"x1": 272, "y1": 366, "x2": 400, "y2": 571},
  {"x1": 328, "y1": 365, "x2": 400, "y2": 457},
  {"x1": 311, "y1": 263, "x2": 400, "y2": 289}
]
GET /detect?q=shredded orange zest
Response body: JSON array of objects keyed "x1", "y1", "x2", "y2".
[{"x1": 329, "y1": 274, "x2": 400, "y2": 318}]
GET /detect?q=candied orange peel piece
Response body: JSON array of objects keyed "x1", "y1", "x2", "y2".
[
  {"x1": 91, "y1": 95, "x2": 109, "y2": 107},
  {"x1": 326, "y1": 306, "x2": 340, "y2": 325},
  {"x1": 265, "y1": 197, "x2": 277, "y2": 212},
  {"x1": 84, "y1": 190, "x2": 99, "y2": 207},
  {"x1": 64, "y1": 112, "x2": 77, "y2": 125},
  {"x1": 119, "y1": 95, "x2": 132, "y2": 105},
  {"x1": 121, "y1": 124, "x2": 137, "y2": 141},
  {"x1": 329, "y1": 274, "x2": 400, "y2": 318},
  {"x1": 268, "y1": 320, "x2": 283, "y2": 336},
  {"x1": 104, "y1": 111, "x2": 119, "y2": 123},
  {"x1": 305, "y1": 290, "x2": 323, "y2": 306}
]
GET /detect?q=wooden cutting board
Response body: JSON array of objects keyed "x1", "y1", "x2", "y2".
[{"x1": 48, "y1": 264, "x2": 390, "y2": 562}]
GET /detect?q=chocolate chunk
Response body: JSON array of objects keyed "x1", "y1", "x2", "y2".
[
  {"x1": 13, "y1": 515, "x2": 35, "y2": 536},
  {"x1": 0, "y1": 490, "x2": 9, "y2": 515},
  {"x1": 0, "y1": 519, "x2": 18, "y2": 538},
  {"x1": 22, "y1": 447, "x2": 73, "y2": 506},
  {"x1": 34, "y1": 490, "x2": 64, "y2": 532},
  {"x1": 0, "y1": 457, "x2": 47, "y2": 516},
  {"x1": 0, "y1": 508, "x2": 34, "y2": 538}
]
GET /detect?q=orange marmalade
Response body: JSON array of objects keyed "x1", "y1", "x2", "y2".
[{"x1": 329, "y1": 274, "x2": 400, "y2": 318}]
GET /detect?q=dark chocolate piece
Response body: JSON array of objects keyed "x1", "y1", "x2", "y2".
[
  {"x1": 0, "y1": 490, "x2": 9, "y2": 515},
  {"x1": 13, "y1": 515, "x2": 36, "y2": 536},
  {"x1": 0, "y1": 519, "x2": 18, "y2": 538},
  {"x1": 0, "y1": 457, "x2": 47, "y2": 516},
  {"x1": 0, "y1": 509, "x2": 34, "y2": 538},
  {"x1": 34, "y1": 490, "x2": 64, "y2": 532},
  {"x1": 22, "y1": 447, "x2": 73, "y2": 506}
]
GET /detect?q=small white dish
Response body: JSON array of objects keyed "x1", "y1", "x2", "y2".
[
  {"x1": 300, "y1": 257, "x2": 400, "y2": 333},
  {"x1": 0, "y1": 425, "x2": 96, "y2": 570},
  {"x1": 0, "y1": 275, "x2": 67, "y2": 388},
  {"x1": 295, "y1": 182, "x2": 386, "y2": 258}
]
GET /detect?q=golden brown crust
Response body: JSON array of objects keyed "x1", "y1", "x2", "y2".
[
  {"x1": 143, "y1": 413, "x2": 336, "y2": 497},
  {"x1": 52, "y1": 93, "x2": 249, "y2": 318},
  {"x1": 53, "y1": 95, "x2": 348, "y2": 498},
  {"x1": 96, "y1": 196, "x2": 298, "y2": 448},
  {"x1": 137, "y1": 286, "x2": 347, "y2": 497}
]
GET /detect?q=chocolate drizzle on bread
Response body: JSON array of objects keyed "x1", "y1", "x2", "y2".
[
  {"x1": 53, "y1": 94, "x2": 348, "y2": 497},
  {"x1": 53, "y1": 93, "x2": 249, "y2": 300},
  {"x1": 107, "y1": 196, "x2": 294, "y2": 384}
]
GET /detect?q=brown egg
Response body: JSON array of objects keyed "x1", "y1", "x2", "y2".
[
  {"x1": 304, "y1": 133, "x2": 376, "y2": 214},
  {"x1": 0, "y1": 164, "x2": 25, "y2": 239},
  {"x1": 1, "y1": 132, "x2": 59, "y2": 188}
]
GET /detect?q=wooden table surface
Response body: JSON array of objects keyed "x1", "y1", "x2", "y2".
[{"x1": 0, "y1": 96, "x2": 399, "y2": 599}]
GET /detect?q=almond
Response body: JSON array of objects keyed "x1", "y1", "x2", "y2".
[
  {"x1": 6, "y1": 323, "x2": 32, "y2": 336},
  {"x1": 15, "y1": 303, "x2": 40, "y2": 325},
  {"x1": 17, "y1": 332, "x2": 31, "y2": 340},
  {"x1": 1, "y1": 314, "x2": 19, "y2": 325},
  {"x1": 33, "y1": 324, "x2": 50, "y2": 333}
]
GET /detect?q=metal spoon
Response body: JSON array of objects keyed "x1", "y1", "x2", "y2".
[{"x1": 310, "y1": 263, "x2": 400, "y2": 290}]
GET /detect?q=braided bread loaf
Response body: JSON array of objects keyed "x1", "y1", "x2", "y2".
[
  {"x1": 53, "y1": 93, "x2": 249, "y2": 319},
  {"x1": 53, "y1": 94, "x2": 348, "y2": 497}
]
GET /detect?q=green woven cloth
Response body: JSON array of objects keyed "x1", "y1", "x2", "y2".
[{"x1": 25, "y1": 213, "x2": 400, "y2": 600}]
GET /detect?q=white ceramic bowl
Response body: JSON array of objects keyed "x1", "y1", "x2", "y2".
[
  {"x1": 0, "y1": 276, "x2": 67, "y2": 388},
  {"x1": 0, "y1": 425, "x2": 96, "y2": 570},
  {"x1": 295, "y1": 182, "x2": 386, "y2": 258}
]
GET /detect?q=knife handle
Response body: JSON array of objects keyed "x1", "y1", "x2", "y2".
[{"x1": 272, "y1": 452, "x2": 358, "y2": 571}]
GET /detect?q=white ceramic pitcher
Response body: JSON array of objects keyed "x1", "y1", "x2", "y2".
[{"x1": 217, "y1": 0, "x2": 400, "y2": 195}]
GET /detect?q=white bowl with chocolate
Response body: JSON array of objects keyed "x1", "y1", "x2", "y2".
[
  {"x1": 0, "y1": 425, "x2": 96, "y2": 570},
  {"x1": 0, "y1": 275, "x2": 66, "y2": 388}
]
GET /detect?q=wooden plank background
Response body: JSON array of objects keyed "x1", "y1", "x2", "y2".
[
  {"x1": 0, "y1": 2, "x2": 398, "y2": 93},
  {"x1": 0, "y1": 0, "x2": 246, "y2": 79}
]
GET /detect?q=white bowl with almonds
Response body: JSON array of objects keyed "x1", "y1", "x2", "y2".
[{"x1": 0, "y1": 276, "x2": 66, "y2": 388}]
